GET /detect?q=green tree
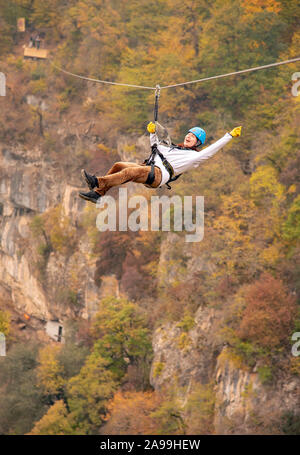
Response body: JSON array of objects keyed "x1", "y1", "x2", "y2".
[
  {"x1": 199, "y1": 0, "x2": 287, "y2": 119},
  {"x1": 31, "y1": 0, "x2": 62, "y2": 39},
  {"x1": 91, "y1": 297, "x2": 153, "y2": 383},
  {"x1": 185, "y1": 382, "x2": 216, "y2": 434},
  {"x1": 150, "y1": 387, "x2": 185, "y2": 435},
  {"x1": 0, "y1": 342, "x2": 47, "y2": 435},
  {"x1": 57, "y1": 339, "x2": 89, "y2": 380},
  {"x1": 282, "y1": 195, "x2": 300, "y2": 247},
  {"x1": 66, "y1": 352, "x2": 117, "y2": 434}
]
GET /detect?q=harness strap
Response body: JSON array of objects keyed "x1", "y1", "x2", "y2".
[
  {"x1": 145, "y1": 162, "x2": 155, "y2": 185},
  {"x1": 144, "y1": 143, "x2": 182, "y2": 189},
  {"x1": 156, "y1": 149, "x2": 175, "y2": 177},
  {"x1": 154, "y1": 85, "x2": 161, "y2": 122}
]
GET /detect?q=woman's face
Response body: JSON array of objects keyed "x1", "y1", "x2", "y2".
[{"x1": 183, "y1": 132, "x2": 198, "y2": 148}]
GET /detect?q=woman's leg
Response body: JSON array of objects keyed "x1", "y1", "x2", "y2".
[
  {"x1": 94, "y1": 163, "x2": 162, "y2": 196},
  {"x1": 105, "y1": 161, "x2": 139, "y2": 175}
]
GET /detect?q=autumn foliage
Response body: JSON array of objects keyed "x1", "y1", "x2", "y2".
[
  {"x1": 0, "y1": 0, "x2": 300, "y2": 436},
  {"x1": 237, "y1": 273, "x2": 297, "y2": 348},
  {"x1": 100, "y1": 391, "x2": 159, "y2": 435}
]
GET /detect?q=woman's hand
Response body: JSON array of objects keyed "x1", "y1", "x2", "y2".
[
  {"x1": 147, "y1": 122, "x2": 156, "y2": 133},
  {"x1": 229, "y1": 126, "x2": 242, "y2": 137}
]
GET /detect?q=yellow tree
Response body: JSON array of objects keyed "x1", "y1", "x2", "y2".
[
  {"x1": 36, "y1": 344, "x2": 65, "y2": 397},
  {"x1": 100, "y1": 391, "x2": 159, "y2": 435},
  {"x1": 211, "y1": 192, "x2": 261, "y2": 283},
  {"x1": 249, "y1": 165, "x2": 286, "y2": 267},
  {"x1": 0, "y1": 310, "x2": 11, "y2": 338},
  {"x1": 28, "y1": 400, "x2": 74, "y2": 435},
  {"x1": 31, "y1": 0, "x2": 62, "y2": 39},
  {"x1": 241, "y1": 0, "x2": 281, "y2": 14},
  {"x1": 65, "y1": 0, "x2": 126, "y2": 78}
]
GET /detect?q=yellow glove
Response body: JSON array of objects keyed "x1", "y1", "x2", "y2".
[
  {"x1": 229, "y1": 126, "x2": 242, "y2": 137},
  {"x1": 147, "y1": 122, "x2": 156, "y2": 134}
]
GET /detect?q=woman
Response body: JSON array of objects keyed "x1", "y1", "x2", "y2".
[{"x1": 79, "y1": 123, "x2": 242, "y2": 203}]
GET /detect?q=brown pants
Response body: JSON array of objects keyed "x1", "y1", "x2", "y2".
[{"x1": 94, "y1": 162, "x2": 162, "y2": 196}]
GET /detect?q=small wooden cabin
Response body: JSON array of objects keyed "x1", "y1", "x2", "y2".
[{"x1": 24, "y1": 47, "x2": 48, "y2": 60}]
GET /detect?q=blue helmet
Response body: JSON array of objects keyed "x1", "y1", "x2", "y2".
[{"x1": 188, "y1": 127, "x2": 206, "y2": 146}]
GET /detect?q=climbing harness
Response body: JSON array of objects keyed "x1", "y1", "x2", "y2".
[{"x1": 144, "y1": 143, "x2": 184, "y2": 190}]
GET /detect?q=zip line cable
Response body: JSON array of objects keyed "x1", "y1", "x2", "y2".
[
  {"x1": 51, "y1": 57, "x2": 300, "y2": 91},
  {"x1": 50, "y1": 56, "x2": 300, "y2": 121},
  {"x1": 50, "y1": 62, "x2": 155, "y2": 90},
  {"x1": 160, "y1": 57, "x2": 300, "y2": 89}
]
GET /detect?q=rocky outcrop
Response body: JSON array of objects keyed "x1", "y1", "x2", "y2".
[
  {"x1": 0, "y1": 136, "x2": 123, "y2": 335},
  {"x1": 150, "y1": 304, "x2": 220, "y2": 390},
  {"x1": 150, "y1": 297, "x2": 300, "y2": 434},
  {"x1": 157, "y1": 232, "x2": 216, "y2": 288},
  {"x1": 214, "y1": 350, "x2": 300, "y2": 434},
  {"x1": 0, "y1": 144, "x2": 52, "y2": 320},
  {"x1": 150, "y1": 231, "x2": 299, "y2": 433}
]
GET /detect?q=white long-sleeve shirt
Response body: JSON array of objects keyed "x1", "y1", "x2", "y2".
[{"x1": 149, "y1": 132, "x2": 233, "y2": 187}]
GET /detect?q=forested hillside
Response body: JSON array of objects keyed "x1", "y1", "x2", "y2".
[{"x1": 0, "y1": 0, "x2": 299, "y2": 435}]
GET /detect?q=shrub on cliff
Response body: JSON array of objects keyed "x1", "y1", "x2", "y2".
[
  {"x1": 30, "y1": 205, "x2": 77, "y2": 258},
  {"x1": 237, "y1": 272, "x2": 297, "y2": 349}
]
